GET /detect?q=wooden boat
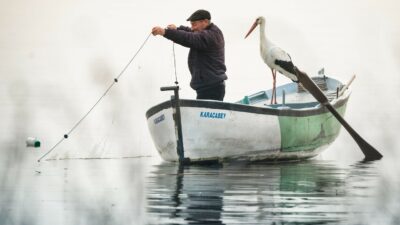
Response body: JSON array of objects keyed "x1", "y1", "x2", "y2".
[{"x1": 146, "y1": 75, "x2": 351, "y2": 163}]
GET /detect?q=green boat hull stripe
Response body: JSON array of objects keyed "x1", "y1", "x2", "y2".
[{"x1": 279, "y1": 104, "x2": 347, "y2": 152}]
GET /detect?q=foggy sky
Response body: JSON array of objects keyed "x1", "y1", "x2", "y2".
[{"x1": 0, "y1": 0, "x2": 399, "y2": 160}]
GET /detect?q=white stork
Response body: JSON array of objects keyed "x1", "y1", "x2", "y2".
[{"x1": 245, "y1": 16, "x2": 299, "y2": 104}]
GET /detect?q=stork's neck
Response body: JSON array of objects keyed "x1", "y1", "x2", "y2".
[{"x1": 259, "y1": 22, "x2": 273, "y2": 53}]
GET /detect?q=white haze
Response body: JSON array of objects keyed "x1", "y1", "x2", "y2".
[
  {"x1": 1, "y1": 0, "x2": 399, "y2": 160},
  {"x1": 0, "y1": 0, "x2": 399, "y2": 223}
]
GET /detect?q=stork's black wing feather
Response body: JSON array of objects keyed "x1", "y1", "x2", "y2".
[
  {"x1": 275, "y1": 59, "x2": 296, "y2": 74},
  {"x1": 274, "y1": 59, "x2": 299, "y2": 82}
]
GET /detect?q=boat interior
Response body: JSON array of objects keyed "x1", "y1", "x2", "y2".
[{"x1": 236, "y1": 76, "x2": 345, "y2": 109}]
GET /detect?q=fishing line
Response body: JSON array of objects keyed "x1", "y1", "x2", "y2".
[
  {"x1": 172, "y1": 42, "x2": 179, "y2": 85},
  {"x1": 38, "y1": 33, "x2": 152, "y2": 162}
]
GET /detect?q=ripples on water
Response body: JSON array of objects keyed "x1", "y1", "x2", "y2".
[
  {"x1": 0, "y1": 152, "x2": 399, "y2": 224},
  {"x1": 146, "y1": 160, "x2": 397, "y2": 225}
]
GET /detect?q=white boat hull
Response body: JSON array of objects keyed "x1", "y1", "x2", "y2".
[{"x1": 146, "y1": 77, "x2": 350, "y2": 162}]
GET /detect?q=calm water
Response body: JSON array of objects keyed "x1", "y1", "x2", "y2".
[
  {"x1": 146, "y1": 159, "x2": 399, "y2": 225},
  {"x1": 1, "y1": 154, "x2": 399, "y2": 225}
]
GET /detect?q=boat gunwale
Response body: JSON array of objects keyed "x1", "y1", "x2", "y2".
[{"x1": 145, "y1": 94, "x2": 349, "y2": 119}]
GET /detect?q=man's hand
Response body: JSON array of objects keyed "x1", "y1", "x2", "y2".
[
  {"x1": 152, "y1": 26, "x2": 165, "y2": 36},
  {"x1": 167, "y1": 24, "x2": 177, "y2": 30}
]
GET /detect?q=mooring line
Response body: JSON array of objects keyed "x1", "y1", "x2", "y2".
[{"x1": 38, "y1": 33, "x2": 152, "y2": 162}]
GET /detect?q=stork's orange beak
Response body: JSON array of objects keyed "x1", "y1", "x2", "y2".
[{"x1": 245, "y1": 20, "x2": 258, "y2": 38}]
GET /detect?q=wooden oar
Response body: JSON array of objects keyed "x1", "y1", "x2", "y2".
[
  {"x1": 338, "y1": 74, "x2": 356, "y2": 97},
  {"x1": 295, "y1": 68, "x2": 383, "y2": 161}
]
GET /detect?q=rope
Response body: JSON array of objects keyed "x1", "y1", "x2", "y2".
[
  {"x1": 38, "y1": 33, "x2": 152, "y2": 162},
  {"x1": 172, "y1": 42, "x2": 179, "y2": 85}
]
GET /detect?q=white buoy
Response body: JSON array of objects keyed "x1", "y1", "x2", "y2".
[{"x1": 26, "y1": 137, "x2": 41, "y2": 148}]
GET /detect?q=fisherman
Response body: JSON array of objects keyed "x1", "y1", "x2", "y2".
[{"x1": 152, "y1": 9, "x2": 228, "y2": 101}]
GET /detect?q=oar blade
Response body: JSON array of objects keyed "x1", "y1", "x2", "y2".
[
  {"x1": 295, "y1": 68, "x2": 383, "y2": 161},
  {"x1": 325, "y1": 104, "x2": 383, "y2": 161}
]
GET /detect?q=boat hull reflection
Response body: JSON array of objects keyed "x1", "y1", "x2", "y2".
[{"x1": 146, "y1": 160, "x2": 358, "y2": 224}]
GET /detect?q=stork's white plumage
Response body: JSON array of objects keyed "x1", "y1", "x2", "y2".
[
  {"x1": 245, "y1": 16, "x2": 299, "y2": 104},
  {"x1": 244, "y1": 18, "x2": 383, "y2": 161}
]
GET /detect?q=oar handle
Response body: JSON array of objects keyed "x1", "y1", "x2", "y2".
[{"x1": 338, "y1": 74, "x2": 356, "y2": 97}]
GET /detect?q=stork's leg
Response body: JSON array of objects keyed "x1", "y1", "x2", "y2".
[
  {"x1": 273, "y1": 70, "x2": 277, "y2": 104},
  {"x1": 270, "y1": 69, "x2": 275, "y2": 104}
]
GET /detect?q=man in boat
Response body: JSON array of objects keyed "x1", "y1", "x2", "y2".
[{"x1": 152, "y1": 9, "x2": 228, "y2": 101}]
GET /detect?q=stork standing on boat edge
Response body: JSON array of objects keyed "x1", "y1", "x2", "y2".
[
  {"x1": 245, "y1": 16, "x2": 301, "y2": 104},
  {"x1": 244, "y1": 16, "x2": 383, "y2": 161}
]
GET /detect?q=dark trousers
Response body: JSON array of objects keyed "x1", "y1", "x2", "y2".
[{"x1": 196, "y1": 82, "x2": 225, "y2": 101}]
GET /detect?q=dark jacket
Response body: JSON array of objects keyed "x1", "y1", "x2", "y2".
[{"x1": 164, "y1": 23, "x2": 227, "y2": 90}]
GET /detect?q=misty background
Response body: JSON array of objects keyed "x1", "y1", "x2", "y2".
[
  {"x1": 0, "y1": 0, "x2": 399, "y2": 224},
  {"x1": 1, "y1": 0, "x2": 399, "y2": 159}
]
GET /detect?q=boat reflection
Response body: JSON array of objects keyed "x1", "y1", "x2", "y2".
[{"x1": 146, "y1": 160, "x2": 350, "y2": 224}]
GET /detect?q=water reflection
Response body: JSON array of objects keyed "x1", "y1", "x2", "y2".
[
  {"x1": 146, "y1": 160, "x2": 381, "y2": 224},
  {"x1": 146, "y1": 164, "x2": 222, "y2": 224}
]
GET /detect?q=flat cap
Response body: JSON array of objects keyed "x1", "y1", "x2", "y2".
[{"x1": 186, "y1": 9, "x2": 211, "y2": 21}]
